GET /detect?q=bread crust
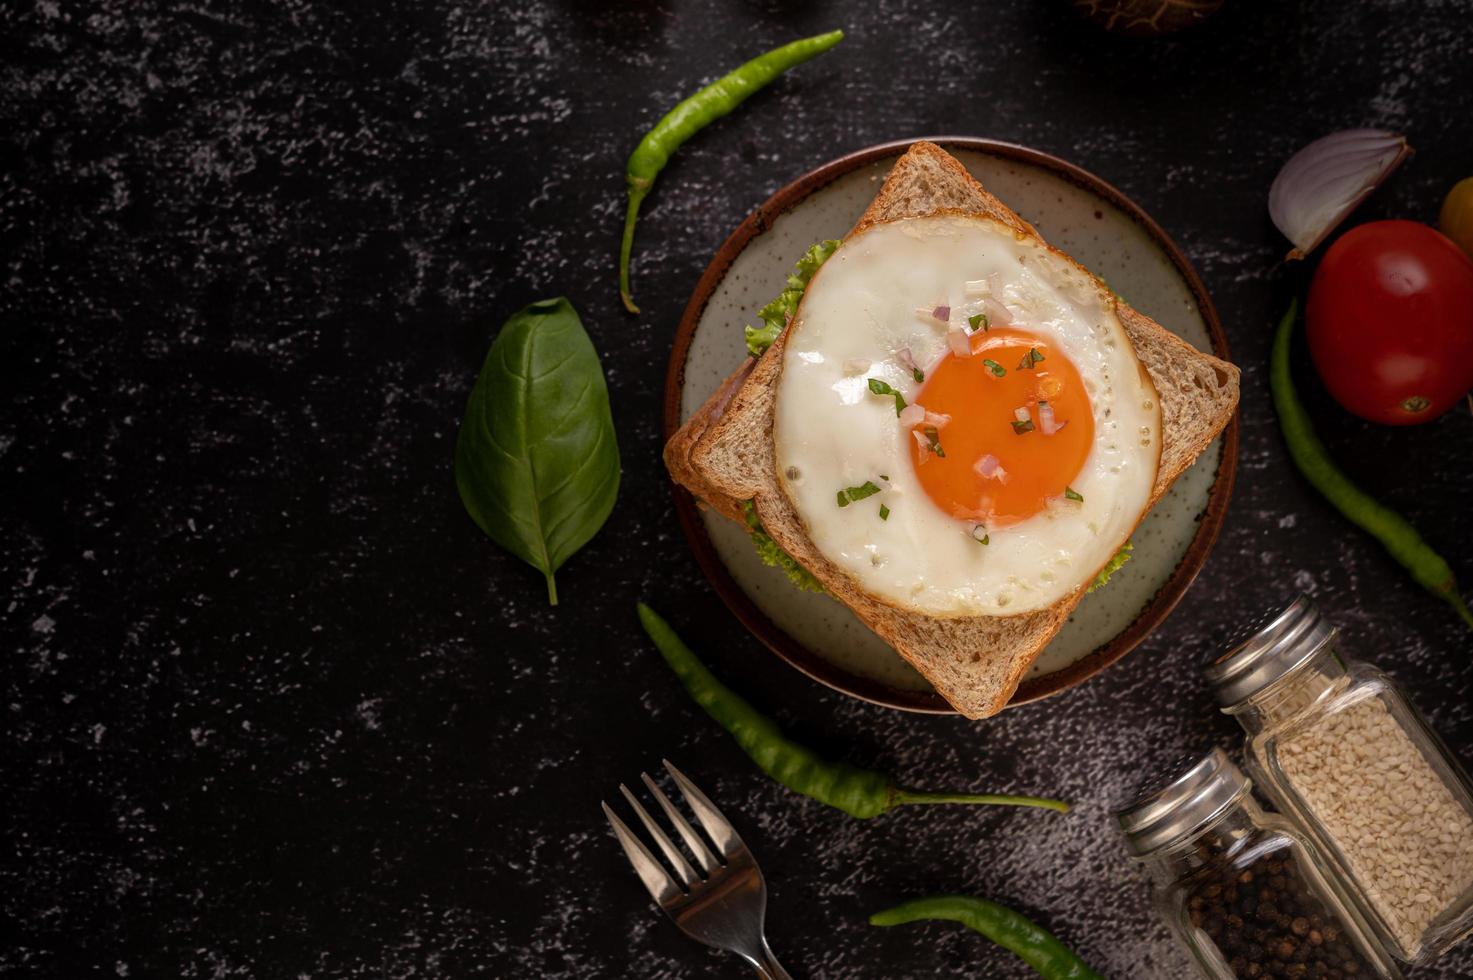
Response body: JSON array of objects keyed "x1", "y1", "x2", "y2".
[
  {"x1": 662, "y1": 359, "x2": 753, "y2": 526},
  {"x1": 666, "y1": 142, "x2": 1240, "y2": 718}
]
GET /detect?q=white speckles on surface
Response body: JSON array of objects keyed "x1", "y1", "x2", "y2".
[
  {"x1": 356, "y1": 699, "x2": 384, "y2": 731},
  {"x1": 3, "y1": 1, "x2": 1472, "y2": 979}
]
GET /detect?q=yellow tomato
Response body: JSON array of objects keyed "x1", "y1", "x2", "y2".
[{"x1": 1440, "y1": 177, "x2": 1473, "y2": 259}]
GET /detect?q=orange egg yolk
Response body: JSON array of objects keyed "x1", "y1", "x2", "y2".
[{"x1": 910, "y1": 327, "x2": 1094, "y2": 527}]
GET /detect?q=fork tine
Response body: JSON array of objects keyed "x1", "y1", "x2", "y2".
[
  {"x1": 663, "y1": 759, "x2": 746, "y2": 860},
  {"x1": 602, "y1": 801, "x2": 681, "y2": 906},
  {"x1": 641, "y1": 771, "x2": 720, "y2": 873},
  {"x1": 619, "y1": 783, "x2": 700, "y2": 888}
]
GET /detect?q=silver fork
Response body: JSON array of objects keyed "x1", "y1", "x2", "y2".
[{"x1": 602, "y1": 760, "x2": 793, "y2": 980}]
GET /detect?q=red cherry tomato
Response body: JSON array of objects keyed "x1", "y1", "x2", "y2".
[{"x1": 1306, "y1": 220, "x2": 1473, "y2": 425}]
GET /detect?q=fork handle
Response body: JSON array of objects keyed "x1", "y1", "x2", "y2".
[{"x1": 745, "y1": 940, "x2": 794, "y2": 980}]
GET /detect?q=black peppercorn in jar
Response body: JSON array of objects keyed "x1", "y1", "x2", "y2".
[
  {"x1": 1206, "y1": 595, "x2": 1473, "y2": 963},
  {"x1": 1187, "y1": 845, "x2": 1376, "y2": 979},
  {"x1": 1117, "y1": 749, "x2": 1401, "y2": 980}
]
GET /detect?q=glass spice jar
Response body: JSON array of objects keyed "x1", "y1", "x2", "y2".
[
  {"x1": 1206, "y1": 595, "x2": 1473, "y2": 964},
  {"x1": 1117, "y1": 748, "x2": 1401, "y2": 980}
]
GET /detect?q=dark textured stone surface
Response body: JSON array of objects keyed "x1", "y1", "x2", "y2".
[{"x1": 4, "y1": 1, "x2": 1472, "y2": 977}]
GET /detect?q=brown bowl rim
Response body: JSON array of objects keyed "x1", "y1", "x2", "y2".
[{"x1": 660, "y1": 136, "x2": 1239, "y2": 716}]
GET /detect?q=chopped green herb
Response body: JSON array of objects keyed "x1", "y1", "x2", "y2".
[
  {"x1": 742, "y1": 500, "x2": 824, "y2": 592},
  {"x1": 910, "y1": 367, "x2": 924, "y2": 383},
  {"x1": 922, "y1": 425, "x2": 946, "y2": 458},
  {"x1": 1064, "y1": 486, "x2": 1084, "y2": 502},
  {"x1": 1018, "y1": 348, "x2": 1045, "y2": 370},
  {"x1": 867, "y1": 378, "x2": 906, "y2": 416},
  {"x1": 837, "y1": 481, "x2": 882, "y2": 507},
  {"x1": 971, "y1": 524, "x2": 989, "y2": 545},
  {"x1": 879, "y1": 502, "x2": 891, "y2": 521},
  {"x1": 1087, "y1": 541, "x2": 1132, "y2": 592},
  {"x1": 1011, "y1": 419, "x2": 1035, "y2": 434},
  {"x1": 968, "y1": 312, "x2": 989, "y2": 332},
  {"x1": 982, "y1": 358, "x2": 1006, "y2": 377}
]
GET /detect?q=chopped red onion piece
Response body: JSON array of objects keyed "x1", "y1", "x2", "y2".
[
  {"x1": 983, "y1": 297, "x2": 1013, "y2": 325},
  {"x1": 1013, "y1": 406, "x2": 1031, "y2": 423},
  {"x1": 912, "y1": 428, "x2": 932, "y2": 461},
  {"x1": 933, "y1": 304, "x2": 950, "y2": 321},
  {"x1": 897, "y1": 347, "x2": 920, "y2": 376},
  {"x1": 973, "y1": 453, "x2": 1001, "y2": 478},
  {"x1": 964, "y1": 275, "x2": 997, "y2": 297},
  {"x1": 946, "y1": 328, "x2": 971, "y2": 357},
  {"x1": 898, "y1": 403, "x2": 925, "y2": 427},
  {"x1": 1039, "y1": 401, "x2": 1058, "y2": 434}
]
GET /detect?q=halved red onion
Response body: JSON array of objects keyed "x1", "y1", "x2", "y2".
[
  {"x1": 946, "y1": 327, "x2": 972, "y2": 357},
  {"x1": 1269, "y1": 129, "x2": 1410, "y2": 259},
  {"x1": 898, "y1": 403, "x2": 925, "y2": 427},
  {"x1": 982, "y1": 296, "x2": 1013, "y2": 325}
]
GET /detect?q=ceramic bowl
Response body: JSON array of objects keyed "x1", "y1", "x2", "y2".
[{"x1": 662, "y1": 137, "x2": 1237, "y2": 715}]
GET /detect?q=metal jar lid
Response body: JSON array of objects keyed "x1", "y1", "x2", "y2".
[
  {"x1": 1203, "y1": 593, "x2": 1337, "y2": 710},
  {"x1": 1116, "y1": 747, "x2": 1252, "y2": 857}
]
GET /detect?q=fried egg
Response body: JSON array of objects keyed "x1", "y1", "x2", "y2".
[{"x1": 773, "y1": 213, "x2": 1162, "y2": 617}]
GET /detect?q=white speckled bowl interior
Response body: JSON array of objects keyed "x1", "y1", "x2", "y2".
[{"x1": 669, "y1": 140, "x2": 1234, "y2": 712}]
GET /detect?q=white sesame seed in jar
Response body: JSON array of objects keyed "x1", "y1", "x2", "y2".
[
  {"x1": 1277, "y1": 696, "x2": 1473, "y2": 959},
  {"x1": 1206, "y1": 595, "x2": 1473, "y2": 964}
]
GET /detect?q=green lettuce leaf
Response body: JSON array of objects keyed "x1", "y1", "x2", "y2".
[
  {"x1": 1087, "y1": 541, "x2": 1133, "y2": 593},
  {"x1": 743, "y1": 500, "x2": 825, "y2": 593},
  {"x1": 743, "y1": 239, "x2": 841, "y2": 357}
]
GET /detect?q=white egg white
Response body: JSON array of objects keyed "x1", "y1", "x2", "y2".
[{"x1": 773, "y1": 214, "x2": 1162, "y2": 617}]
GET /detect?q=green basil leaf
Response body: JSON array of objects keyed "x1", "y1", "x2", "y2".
[{"x1": 454, "y1": 297, "x2": 620, "y2": 605}]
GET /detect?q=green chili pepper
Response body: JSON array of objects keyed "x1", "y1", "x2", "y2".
[
  {"x1": 618, "y1": 30, "x2": 845, "y2": 313},
  {"x1": 1271, "y1": 300, "x2": 1473, "y2": 629},
  {"x1": 870, "y1": 895, "x2": 1106, "y2": 980},
  {"x1": 636, "y1": 603, "x2": 1069, "y2": 819}
]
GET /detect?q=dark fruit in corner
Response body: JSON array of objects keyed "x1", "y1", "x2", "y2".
[{"x1": 1071, "y1": 0, "x2": 1226, "y2": 36}]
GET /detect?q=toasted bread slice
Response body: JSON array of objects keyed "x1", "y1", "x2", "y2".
[
  {"x1": 668, "y1": 142, "x2": 1239, "y2": 718},
  {"x1": 663, "y1": 359, "x2": 754, "y2": 526}
]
